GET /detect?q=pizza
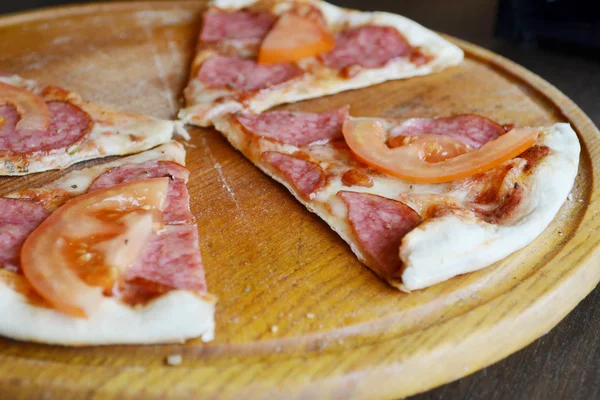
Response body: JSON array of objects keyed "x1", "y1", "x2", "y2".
[
  {"x1": 0, "y1": 74, "x2": 177, "y2": 175},
  {"x1": 0, "y1": 141, "x2": 215, "y2": 345},
  {"x1": 0, "y1": 0, "x2": 584, "y2": 348},
  {"x1": 212, "y1": 109, "x2": 580, "y2": 291},
  {"x1": 178, "y1": 0, "x2": 463, "y2": 127}
]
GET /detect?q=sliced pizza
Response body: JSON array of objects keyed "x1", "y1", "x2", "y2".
[
  {"x1": 179, "y1": 0, "x2": 463, "y2": 127},
  {"x1": 0, "y1": 74, "x2": 176, "y2": 175},
  {"x1": 213, "y1": 110, "x2": 580, "y2": 291},
  {"x1": 0, "y1": 141, "x2": 216, "y2": 345}
]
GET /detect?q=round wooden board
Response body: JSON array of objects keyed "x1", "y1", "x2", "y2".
[{"x1": 0, "y1": 1, "x2": 598, "y2": 399}]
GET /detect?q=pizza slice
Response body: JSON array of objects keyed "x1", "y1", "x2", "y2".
[
  {"x1": 0, "y1": 74, "x2": 178, "y2": 175},
  {"x1": 0, "y1": 141, "x2": 216, "y2": 345},
  {"x1": 212, "y1": 110, "x2": 580, "y2": 291},
  {"x1": 179, "y1": 0, "x2": 463, "y2": 127}
]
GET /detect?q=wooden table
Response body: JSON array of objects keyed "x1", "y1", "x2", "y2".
[{"x1": 1, "y1": 1, "x2": 599, "y2": 399}]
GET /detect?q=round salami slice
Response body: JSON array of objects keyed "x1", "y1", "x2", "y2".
[
  {"x1": 262, "y1": 151, "x2": 325, "y2": 199},
  {"x1": 0, "y1": 101, "x2": 90, "y2": 154},
  {"x1": 125, "y1": 225, "x2": 207, "y2": 295},
  {"x1": 200, "y1": 10, "x2": 276, "y2": 42},
  {"x1": 0, "y1": 198, "x2": 49, "y2": 270},
  {"x1": 88, "y1": 161, "x2": 194, "y2": 225},
  {"x1": 236, "y1": 107, "x2": 348, "y2": 147},
  {"x1": 198, "y1": 55, "x2": 302, "y2": 92},
  {"x1": 337, "y1": 191, "x2": 421, "y2": 278},
  {"x1": 389, "y1": 115, "x2": 506, "y2": 149},
  {"x1": 321, "y1": 25, "x2": 412, "y2": 70}
]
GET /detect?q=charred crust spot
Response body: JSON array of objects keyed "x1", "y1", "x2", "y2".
[
  {"x1": 409, "y1": 48, "x2": 433, "y2": 66},
  {"x1": 330, "y1": 139, "x2": 350, "y2": 150},
  {"x1": 119, "y1": 277, "x2": 174, "y2": 307},
  {"x1": 341, "y1": 169, "x2": 374, "y2": 188},
  {"x1": 503, "y1": 123, "x2": 515, "y2": 132},
  {"x1": 476, "y1": 185, "x2": 524, "y2": 224},
  {"x1": 519, "y1": 145, "x2": 551, "y2": 171},
  {"x1": 425, "y1": 203, "x2": 462, "y2": 219},
  {"x1": 41, "y1": 85, "x2": 71, "y2": 99}
]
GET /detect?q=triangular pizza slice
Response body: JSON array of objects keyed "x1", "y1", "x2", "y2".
[
  {"x1": 0, "y1": 141, "x2": 215, "y2": 345},
  {"x1": 0, "y1": 74, "x2": 177, "y2": 175},
  {"x1": 179, "y1": 0, "x2": 463, "y2": 127},
  {"x1": 213, "y1": 109, "x2": 579, "y2": 291}
]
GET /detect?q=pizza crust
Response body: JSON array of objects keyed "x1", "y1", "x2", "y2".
[
  {"x1": 399, "y1": 123, "x2": 580, "y2": 291},
  {"x1": 0, "y1": 142, "x2": 217, "y2": 345},
  {"x1": 0, "y1": 285, "x2": 215, "y2": 345},
  {"x1": 180, "y1": 0, "x2": 463, "y2": 127},
  {"x1": 214, "y1": 113, "x2": 580, "y2": 291},
  {"x1": 0, "y1": 75, "x2": 175, "y2": 176}
]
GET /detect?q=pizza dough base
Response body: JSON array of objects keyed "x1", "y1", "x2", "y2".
[
  {"x1": 0, "y1": 75, "x2": 174, "y2": 176},
  {"x1": 180, "y1": 0, "x2": 464, "y2": 127},
  {"x1": 0, "y1": 142, "x2": 217, "y2": 345},
  {"x1": 399, "y1": 123, "x2": 580, "y2": 290},
  {"x1": 213, "y1": 114, "x2": 580, "y2": 292}
]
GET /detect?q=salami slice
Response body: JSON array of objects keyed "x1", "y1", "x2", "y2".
[
  {"x1": 321, "y1": 26, "x2": 412, "y2": 70},
  {"x1": 88, "y1": 161, "x2": 194, "y2": 225},
  {"x1": 337, "y1": 191, "x2": 421, "y2": 277},
  {"x1": 236, "y1": 107, "x2": 348, "y2": 147},
  {"x1": 389, "y1": 115, "x2": 506, "y2": 149},
  {"x1": 198, "y1": 55, "x2": 302, "y2": 92},
  {"x1": 262, "y1": 151, "x2": 325, "y2": 199},
  {"x1": 126, "y1": 225, "x2": 207, "y2": 293},
  {"x1": 0, "y1": 198, "x2": 49, "y2": 270},
  {"x1": 0, "y1": 101, "x2": 90, "y2": 154},
  {"x1": 200, "y1": 10, "x2": 276, "y2": 42}
]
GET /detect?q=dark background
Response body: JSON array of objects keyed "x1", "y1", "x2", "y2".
[{"x1": 3, "y1": 1, "x2": 600, "y2": 399}]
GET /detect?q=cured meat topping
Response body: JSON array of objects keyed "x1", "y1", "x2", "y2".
[
  {"x1": 262, "y1": 151, "x2": 325, "y2": 199},
  {"x1": 321, "y1": 25, "x2": 412, "y2": 70},
  {"x1": 88, "y1": 161, "x2": 194, "y2": 225},
  {"x1": 389, "y1": 114, "x2": 506, "y2": 149},
  {"x1": 236, "y1": 107, "x2": 348, "y2": 146},
  {"x1": 338, "y1": 191, "x2": 421, "y2": 278},
  {"x1": 200, "y1": 10, "x2": 276, "y2": 42},
  {"x1": 0, "y1": 198, "x2": 49, "y2": 270},
  {"x1": 123, "y1": 225, "x2": 207, "y2": 305},
  {"x1": 0, "y1": 101, "x2": 90, "y2": 154},
  {"x1": 198, "y1": 55, "x2": 302, "y2": 92}
]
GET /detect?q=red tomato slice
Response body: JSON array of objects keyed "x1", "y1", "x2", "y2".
[
  {"x1": 388, "y1": 134, "x2": 472, "y2": 163},
  {"x1": 343, "y1": 119, "x2": 539, "y2": 184},
  {"x1": 0, "y1": 82, "x2": 50, "y2": 131},
  {"x1": 258, "y1": 13, "x2": 335, "y2": 64},
  {"x1": 20, "y1": 178, "x2": 170, "y2": 318}
]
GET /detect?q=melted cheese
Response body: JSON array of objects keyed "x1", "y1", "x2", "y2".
[
  {"x1": 214, "y1": 113, "x2": 580, "y2": 291},
  {"x1": 181, "y1": 0, "x2": 463, "y2": 127},
  {"x1": 0, "y1": 141, "x2": 216, "y2": 345},
  {"x1": 0, "y1": 75, "x2": 175, "y2": 176}
]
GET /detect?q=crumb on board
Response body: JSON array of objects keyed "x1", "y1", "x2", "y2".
[
  {"x1": 166, "y1": 354, "x2": 182, "y2": 366},
  {"x1": 270, "y1": 325, "x2": 279, "y2": 333},
  {"x1": 306, "y1": 313, "x2": 315, "y2": 319},
  {"x1": 244, "y1": 286, "x2": 251, "y2": 293}
]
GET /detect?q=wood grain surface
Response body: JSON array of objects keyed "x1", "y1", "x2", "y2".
[{"x1": 0, "y1": 1, "x2": 598, "y2": 399}]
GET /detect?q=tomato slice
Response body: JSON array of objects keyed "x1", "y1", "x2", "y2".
[
  {"x1": 20, "y1": 178, "x2": 170, "y2": 318},
  {"x1": 258, "y1": 13, "x2": 335, "y2": 64},
  {"x1": 0, "y1": 82, "x2": 50, "y2": 131},
  {"x1": 388, "y1": 134, "x2": 472, "y2": 163},
  {"x1": 343, "y1": 119, "x2": 539, "y2": 184}
]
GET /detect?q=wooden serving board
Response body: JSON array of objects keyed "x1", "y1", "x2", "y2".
[{"x1": 0, "y1": 1, "x2": 599, "y2": 399}]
